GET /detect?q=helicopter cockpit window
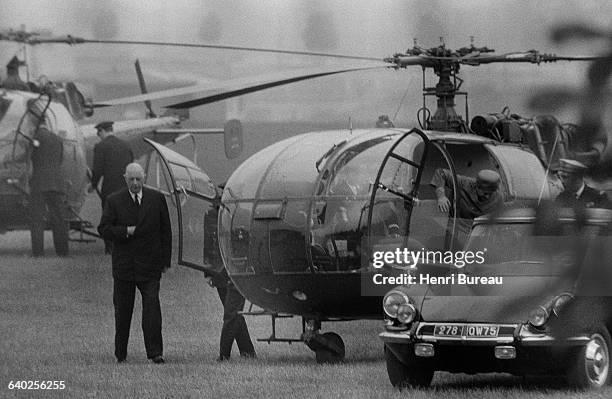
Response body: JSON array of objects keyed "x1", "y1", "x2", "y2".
[
  {"x1": 325, "y1": 136, "x2": 395, "y2": 197},
  {"x1": 310, "y1": 134, "x2": 398, "y2": 272},
  {"x1": 226, "y1": 136, "x2": 303, "y2": 200},
  {"x1": 190, "y1": 170, "x2": 216, "y2": 199},
  {"x1": 259, "y1": 131, "x2": 351, "y2": 200},
  {"x1": 0, "y1": 97, "x2": 18, "y2": 161},
  {"x1": 144, "y1": 151, "x2": 173, "y2": 194},
  {"x1": 168, "y1": 162, "x2": 192, "y2": 192},
  {"x1": 0, "y1": 97, "x2": 11, "y2": 123}
]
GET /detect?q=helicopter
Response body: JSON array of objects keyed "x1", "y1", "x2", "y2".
[
  {"x1": 98, "y1": 38, "x2": 603, "y2": 363},
  {"x1": 0, "y1": 29, "x2": 242, "y2": 239},
  {"x1": 7, "y1": 29, "x2": 604, "y2": 362}
]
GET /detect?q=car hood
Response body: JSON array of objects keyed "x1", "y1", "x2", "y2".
[{"x1": 416, "y1": 262, "x2": 575, "y2": 323}]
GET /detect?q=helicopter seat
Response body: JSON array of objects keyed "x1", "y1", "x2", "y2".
[{"x1": 310, "y1": 243, "x2": 336, "y2": 271}]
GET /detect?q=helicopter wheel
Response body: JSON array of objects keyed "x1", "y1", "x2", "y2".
[{"x1": 314, "y1": 332, "x2": 345, "y2": 364}]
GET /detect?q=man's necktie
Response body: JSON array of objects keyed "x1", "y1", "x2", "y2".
[{"x1": 134, "y1": 195, "x2": 140, "y2": 207}]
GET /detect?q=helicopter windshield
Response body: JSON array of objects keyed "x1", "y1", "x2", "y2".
[
  {"x1": 325, "y1": 136, "x2": 395, "y2": 196},
  {"x1": 0, "y1": 96, "x2": 39, "y2": 183},
  {"x1": 0, "y1": 96, "x2": 18, "y2": 161}
]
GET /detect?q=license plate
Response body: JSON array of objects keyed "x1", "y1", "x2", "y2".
[
  {"x1": 433, "y1": 324, "x2": 499, "y2": 337},
  {"x1": 465, "y1": 324, "x2": 499, "y2": 337},
  {"x1": 434, "y1": 324, "x2": 463, "y2": 337}
]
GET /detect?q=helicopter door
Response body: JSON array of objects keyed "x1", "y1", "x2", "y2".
[
  {"x1": 143, "y1": 138, "x2": 218, "y2": 274},
  {"x1": 366, "y1": 129, "x2": 433, "y2": 257}
]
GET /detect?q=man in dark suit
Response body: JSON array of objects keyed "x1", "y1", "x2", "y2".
[
  {"x1": 555, "y1": 158, "x2": 612, "y2": 209},
  {"x1": 29, "y1": 120, "x2": 69, "y2": 257},
  {"x1": 203, "y1": 195, "x2": 256, "y2": 361},
  {"x1": 89, "y1": 121, "x2": 134, "y2": 253},
  {"x1": 98, "y1": 163, "x2": 172, "y2": 364}
]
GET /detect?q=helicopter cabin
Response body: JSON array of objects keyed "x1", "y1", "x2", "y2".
[
  {"x1": 219, "y1": 128, "x2": 552, "y2": 277},
  {"x1": 0, "y1": 89, "x2": 87, "y2": 231}
]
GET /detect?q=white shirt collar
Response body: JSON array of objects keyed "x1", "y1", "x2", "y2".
[
  {"x1": 575, "y1": 182, "x2": 585, "y2": 198},
  {"x1": 131, "y1": 190, "x2": 142, "y2": 202}
]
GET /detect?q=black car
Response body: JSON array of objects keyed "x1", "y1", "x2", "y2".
[{"x1": 379, "y1": 207, "x2": 612, "y2": 389}]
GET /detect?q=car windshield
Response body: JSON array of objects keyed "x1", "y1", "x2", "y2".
[{"x1": 465, "y1": 222, "x2": 546, "y2": 264}]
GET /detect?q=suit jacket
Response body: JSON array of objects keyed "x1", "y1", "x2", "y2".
[
  {"x1": 30, "y1": 127, "x2": 65, "y2": 193},
  {"x1": 555, "y1": 185, "x2": 612, "y2": 209},
  {"x1": 98, "y1": 187, "x2": 172, "y2": 281},
  {"x1": 91, "y1": 135, "x2": 134, "y2": 202}
]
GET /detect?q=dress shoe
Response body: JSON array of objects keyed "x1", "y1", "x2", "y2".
[
  {"x1": 116, "y1": 357, "x2": 126, "y2": 363},
  {"x1": 151, "y1": 355, "x2": 165, "y2": 364},
  {"x1": 216, "y1": 355, "x2": 229, "y2": 362},
  {"x1": 240, "y1": 352, "x2": 257, "y2": 359}
]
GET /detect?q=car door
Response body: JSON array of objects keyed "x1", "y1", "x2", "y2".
[{"x1": 143, "y1": 138, "x2": 218, "y2": 274}]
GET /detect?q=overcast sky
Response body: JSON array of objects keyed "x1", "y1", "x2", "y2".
[{"x1": 1, "y1": 0, "x2": 610, "y2": 123}]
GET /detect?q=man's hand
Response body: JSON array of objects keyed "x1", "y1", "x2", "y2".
[
  {"x1": 126, "y1": 225, "x2": 136, "y2": 236},
  {"x1": 437, "y1": 196, "x2": 451, "y2": 213},
  {"x1": 162, "y1": 265, "x2": 170, "y2": 273}
]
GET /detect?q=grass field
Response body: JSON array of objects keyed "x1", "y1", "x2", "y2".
[{"x1": 2, "y1": 227, "x2": 612, "y2": 398}]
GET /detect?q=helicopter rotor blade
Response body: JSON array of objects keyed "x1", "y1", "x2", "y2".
[
  {"x1": 456, "y1": 51, "x2": 605, "y2": 65},
  {"x1": 94, "y1": 61, "x2": 391, "y2": 108},
  {"x1": 84, "y1": 38, "x2": 383, "y2": 62},
  {"x1": 0, "y1": 31, "x2": 381, "y2": 62}
]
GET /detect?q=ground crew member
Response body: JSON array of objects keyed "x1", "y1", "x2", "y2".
[
  {"x1": 431, "y1": 168, "x2": 503, "y2": 249},
  {"x1": 1, "y1": 56, "x2": 29, "y2": 91},
  {"x1": 554, "y1": 158, "x2": 612, "y2": 209},
  {"x1": 89, "y1": 121, "x2": 134, "y2": 253}
]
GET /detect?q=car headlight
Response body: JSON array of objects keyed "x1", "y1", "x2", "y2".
[
  {"x1": 396, "y1": 303, "x2": 417, "y2": 324},
  {"x1": 528, "y1": 305, "x2": 550, "y2": 328},
  {"x1": 383, "y1": 290, "x2": 409, "y2": 318}
]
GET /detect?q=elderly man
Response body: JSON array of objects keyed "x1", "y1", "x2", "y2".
[
  {"x1": 554, "y1": 158, "x2": 611, "y2": 209},
  {"x1": 431, "y1": 168, "x2": 503, "y2": 249},
  {"x1": 98, "y1": 163, "x2": 171, "y2": 364},
  {"x1": 89, "y1": 121, "x2": 134, "y2": 254}
]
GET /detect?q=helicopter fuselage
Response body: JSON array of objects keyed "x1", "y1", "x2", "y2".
[
  {"x1": 218, "y1": 128, "x2": 555, "y2": 320},
  {"x1": 0, "y1": 89, "x2": 88, "y2": 232}
]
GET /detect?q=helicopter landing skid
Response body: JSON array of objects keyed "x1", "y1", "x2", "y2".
[
  {"x1": 239, "y1": 309, "x2": 303, "y2": 344},
  {"x1": 68, "y1": 219, "x2": 99, "y2": 243},
  {"x1": 240, "y1": 307, "x2": 346, "y2": 363}
]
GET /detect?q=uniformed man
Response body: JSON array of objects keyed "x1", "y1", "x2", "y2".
[
  {"x1": 204, "y1": 189, "x2": 256, "y2": 361},
  {"x1": 431, "y1": 168, "x2": 503, "y2": 249},
  {"x1": 1, "y1": 56, "x2": 30, "y2": 91},
  {"x1": 89, "y1": 121, "x2": 134, "y2": 254},
  {"x1": 554, "y1": 158, "x2": 612, "y2": 209},
  {"x1": 29, "y1": 118, "x2": 69, "y2": 256}
]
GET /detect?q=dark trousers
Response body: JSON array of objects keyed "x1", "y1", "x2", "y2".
[
  {"x1": 100, "y1": 196, "x2": 113, "y2": 254},
  {"x1": 30, "y1": 191, "x2": 69, "y2": 256},
  {"x1": 216, "y1": 283, "x2": 255, "y2": 358},
  {"x1": 113, "y1": 278, "x2": 163, "y2": 360}
]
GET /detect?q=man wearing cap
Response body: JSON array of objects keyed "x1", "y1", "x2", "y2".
[
  {"x1": 554, "y1": 158, "x2": 611, "y2": 209},
  {"x1": 204, "y1": 186, "x2": 256, "y2": 361},
  {"x1": 89, "y1": 121, "x2": 134, "y2": 254},
  {"x1": 1, "y1": 56, "x2": 29, "y2": 91},
  {"x1": 27, "y1": 109, "x2": 69, "y2": 257},
  {"x1": 431, "y1": 168, "x2": 504, "y2": 249}
]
